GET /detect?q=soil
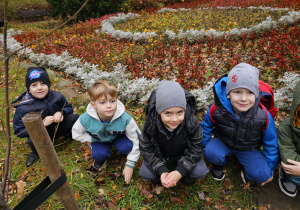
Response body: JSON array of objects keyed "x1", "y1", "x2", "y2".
[{"x1": 251, "y1": 168, "x2": 300, "y2": 209}]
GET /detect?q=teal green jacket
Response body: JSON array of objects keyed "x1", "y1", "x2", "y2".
[{"x1": 72, "y1": 100, "x2": 140, "y2": 168}]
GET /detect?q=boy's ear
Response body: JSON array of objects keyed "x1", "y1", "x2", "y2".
[
  {"x1": 227, "y1": 94, "x2": 230, "y2": 99},
  {"x1": 90, "y1": 101, "x2": 96, "y2": 109}
]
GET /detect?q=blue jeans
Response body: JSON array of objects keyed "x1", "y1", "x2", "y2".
[
  {"x1": 204, "y1": 137, "x2": 273, "y2": 183},
  {"x1": 91, "y1": 135, "x2": 133, "y2": 162},
  {"x1": 139, "y1": 157, "x2": 209, "y2": 180}
]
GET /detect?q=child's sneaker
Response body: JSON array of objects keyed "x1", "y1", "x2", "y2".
[
  {"x1": 278, "y1": 166, "x2": 297, "y2": 197},
  {"x1": 93, "y1": 159, "x2": 106, "y2": 171},
  {"x1": 26, "y1": 152, "x2": 38, "y2": 167},
  {"x1": 182, "y1": 174, "x2": 195, "y2": 186},
  {"x1": 241, "y1": 168, "x2": 256, "y2": 186},
  {"x1": 211, "y1": 164, "x2": 225, "y2": 181}
]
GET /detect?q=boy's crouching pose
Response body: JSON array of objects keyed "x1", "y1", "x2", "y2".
[
  {"x1": 72, "y1": 80, "x2": 140, "y2": 184},
  {"x1": 139, "y1": 80, "x2": 209, "y2": 188},
  {"x1": 12, "y1": 67, "x2": 79, "y2": 167},
  {"x1": 201, "y1": 63, "x2": 278, "y2": 186}
]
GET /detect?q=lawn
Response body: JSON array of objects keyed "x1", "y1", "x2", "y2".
[{"x1": 1, "y1": 0, "x2": 300, "y2": 209}]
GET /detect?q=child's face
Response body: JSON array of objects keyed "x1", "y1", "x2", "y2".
[
  {"x1": 29, "y1": 81, "x2": 49, "y2": 99},
  {"x1": 160, "y1": 107, "x2": 185, "y2": 130},
  {"x1": 91, "y1": 94, "x2": 117, "y2": 122},
  {"x1": 227, "y1": 88, "x2": 256, "y2": 117}
]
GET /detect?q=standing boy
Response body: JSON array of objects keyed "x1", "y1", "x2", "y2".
[
  {"x1": 201, "y1": 63, "x2": 278, "y2": 185},
  {"x1": 12, "y1": 67, "x2": 79, "y2": 167},
  {"x1": 139, "y1": 80, "x2": 209, "y2": 188},
  {"x1": 72, "y1": 80, "x2": 140, "y2": 184},
  {"x1": 278, "y1": 80, "x2": 300, "y2": 197}
]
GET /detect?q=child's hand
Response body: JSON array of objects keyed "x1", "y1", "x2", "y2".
[
  {"x1": 43, "y1": 116, "x2": 54, "y2": 127},
  {"x1": 161, "y1": 171, "x2": 182, "y2": 188},
  {"x1": 165, "y1": 171, "x2": 182, "y2": 187},
  {"x1": 281, "y1": 159, "x2": 300, "y2": 176},
  {"x1": 260, "y1": 173, "x2": 273, "y2": 186},
  {"x1": 122, "y1": 166, "x2": 133, "y2": 184},
  {"x1": 53, "y1": 112, "x2": 64, "y2": 123},
  {"x1": 160, "y1": 172, "x2": 170, "y2": 187}
]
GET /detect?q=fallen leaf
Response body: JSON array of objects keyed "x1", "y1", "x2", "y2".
[
  {"x1": 107, "y1": 201, "x2": 117, "y2": 209},
  {"x1": 198, "y1": 192, "x2": 205, "y2": 200},
  {"x1": 141, "y1": 188, "x2": 151, "y2": 197},
  {"x1": 154, "y1": 186, "x2": 164, "y2": 194},
  {"x1": 74, "y1": 191, "x2": 80, "y2": 200},
  {"x1": 16, "y1": 180, "x2": 26, "y2": 198},
  {"x1": 243, "y1": 182, "x2": 252, "y2": 191},
  {"x1": 111, "y1": 197, "x2": 118, "y2": 204},
  {"x1": 98, "y1": 188, "x2": 105, "y2": 196},
  {"x1": 136, "y1": 181, "x2": 143, "y2": 190},
  {"x1": 205, "y1": 196, "x2": 211, "y2": 206},
  {"x1": 171, "y1": 196, "x2": 184, "y2": 204},
  {"x1": 224, "y1": 177, "x2": 233, "y2": 190},
  {"x1": 114, "y1": 172, "x2": 120, "y2": 178}
]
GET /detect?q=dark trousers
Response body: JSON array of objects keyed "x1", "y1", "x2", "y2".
[{"x1": 27, "y1": 114, "x2": 79, "y2": 154}]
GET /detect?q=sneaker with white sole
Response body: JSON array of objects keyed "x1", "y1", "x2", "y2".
[
  {"x1": 278, "y1": 166, "x2": 297, "y2": 197},
  {"x1": 93, "y1": 159, "x2": 107, "y2": 171},
  {"x1": 211, "y1": 165, "x2": 225, "y2": 181},
  {"x1": 241, "y1": 168, "x2": 256, "y2": 186}
]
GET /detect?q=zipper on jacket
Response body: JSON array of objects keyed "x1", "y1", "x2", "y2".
[
  {"x1": 233, "y1": 122, "x2": 239, "y2": 147},
  {"x1": 170, "y1": 131, "x2": 174, "y2": 157},
  {"x1": 103, "y1": 125, "x2": 107, "y2": 137}
]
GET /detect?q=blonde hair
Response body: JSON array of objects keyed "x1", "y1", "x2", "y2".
[{"x1": 88, "y1": 80, "x2": 117, "y2": 101}]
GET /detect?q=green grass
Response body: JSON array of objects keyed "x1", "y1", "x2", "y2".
[
  {"x1": 0, "y1": 3, "x2": 284, "y2": 208},
  {"x1": 0, "y1": 59, "x2": 260, "y2": 209}
]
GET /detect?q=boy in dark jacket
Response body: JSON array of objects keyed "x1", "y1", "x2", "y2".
[
  {"x1": 201, "y1": 63, "x2": 278, "y2": 186},
  {"x1": 278, "y1": 80, "x2": 300, "y2": 197},
  {"x1": 12, "y1": 67, "x2": 79, "y2": 167},
  {"x1": 139, "y1": 80, "x2": 209, "y2": 188}
]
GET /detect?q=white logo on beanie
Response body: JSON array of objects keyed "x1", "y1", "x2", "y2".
[
  {"x1": 29, "y1": 70, "x2": 44, "y2": 80},
  {"x1": 225, "y1": 63, "x2": 260, "y2": 98}
]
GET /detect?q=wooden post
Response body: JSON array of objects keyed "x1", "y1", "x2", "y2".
[{"x1": 22, "y1": 113, "x2": 79, "y2": 210}]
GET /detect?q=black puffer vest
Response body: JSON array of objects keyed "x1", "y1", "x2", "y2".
[{"x1": 212, "y1": 77, "x2": 268, "y2": 151}]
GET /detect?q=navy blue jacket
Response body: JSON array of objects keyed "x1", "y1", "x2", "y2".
[{"x1": 12, "y1": 90, "x2": 73, "y2": 138}]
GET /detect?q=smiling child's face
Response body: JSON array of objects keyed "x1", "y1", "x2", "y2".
[
  {"x1": 29, "y1": 81, "x2": 49, "y2": 99},
  {"x1": 160, "y1": 107, "x2": 185, "y2": 130}
]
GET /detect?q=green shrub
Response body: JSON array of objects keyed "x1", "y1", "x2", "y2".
[
  {"x1": 0, "y1": 0, "x2": 51, "y2": 21},
  {"x1": 122, "y1": 0, "x2": 185, "y2": 12},
  {"x1": 46, "y1": 0, "x2": 127, "y2": 21}
]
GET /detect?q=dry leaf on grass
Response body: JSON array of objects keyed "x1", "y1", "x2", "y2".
[
  {"x1": 98, "y1": 188, "x2": 105, "y2": 196},
  {"x1": 16, "y1": 180, "x2": 26, "y2": 199},
  {"x1": 154, "y1": 186, "x2": 164, "y2": 194},
  {"x1": 198, "y1": 192, "x2": 205, "y2": 200},
  {"x1": 171, "y1": 196, "x2": 184, "y2": 204},
  {"x1": 205, "y1": 196, "x2": 212, "y2": 206},
  {"x1": 74, "y1": 191, "x2": 80, "y2": 200}
]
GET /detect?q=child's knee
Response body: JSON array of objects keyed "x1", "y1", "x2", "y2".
[
  {"x1": 204, "y1": 148, "x2": 227, "y2": 165},
  {"x1": 246, "y1": 168, "x2": 272, "y2": 183},
  {"x1": 117, "y1": 141, "x2": 133, "y2": 154},
  {"x1": 92, "y1": 149, "x2": 110, "y2": 161}
]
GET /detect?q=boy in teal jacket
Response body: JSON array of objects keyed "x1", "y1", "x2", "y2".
[{"x1": 72, "y1": 80, "x2": 140, "y2": 184}]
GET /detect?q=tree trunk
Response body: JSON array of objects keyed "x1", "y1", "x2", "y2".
[{"x1": 22, "y1": 113, "x2": 79, "y2": 210}]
